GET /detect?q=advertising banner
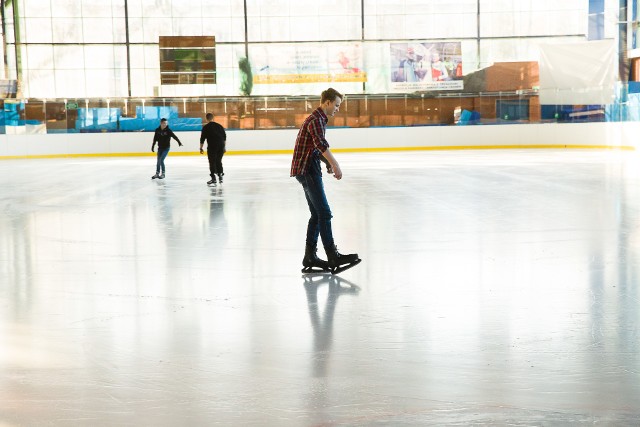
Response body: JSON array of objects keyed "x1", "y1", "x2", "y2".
[
  {"x1": 159, "y1": 36, "x2": 216, "y2": 85},
  {"x1": 390, "y1": 42, "x2": 463, "y2": 92},
  {"x1": 252, "y1": 43, "x2": 366, "y2": 84}
]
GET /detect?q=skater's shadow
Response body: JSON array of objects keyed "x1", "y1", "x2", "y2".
[{"x1": 304, "y1": 275, "x2": 360, "y2": 377}]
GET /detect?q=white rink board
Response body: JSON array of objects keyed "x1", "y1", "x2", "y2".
[{"x1": 0, "y1": 122, "x2": 638, "y2": 158}]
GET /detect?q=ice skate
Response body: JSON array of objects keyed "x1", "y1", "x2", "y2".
[
  {"x1": 218, "y1": 173, "x2": 224, "y2": 184},
  {"x1": 301, "y1": 244, "x2": 331, "y2": 274},
  {"x1": 325, "y1": 244, "x2": 361, "y2": 275},
  {"x1": 151, "y1": 173, "x2": 160, "y2": 179},
  {"x1": 159, "y1": 173, "x2": 165, "y2": 179},
  {"x1": 207, "y1": 176, "x2": 217, "y2": 186}
]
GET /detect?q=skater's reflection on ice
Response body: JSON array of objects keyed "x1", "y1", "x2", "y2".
[
  {"x1": 207, "y1": 185, "x2": 227, "y2": 244},
  {"x1": 303, "y1": 275, "x2": 360, "y2": 377},
  {"x1": 210, "y1": 183, "x2": 222, "y2": 198}
]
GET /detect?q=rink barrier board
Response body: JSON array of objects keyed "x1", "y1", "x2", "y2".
[
  {"x1": 0, "y1": 144, "x2": 634, "y2": 160},
  {"x1": 0, "y1": 122, "x2": 638, "y2": 159}
]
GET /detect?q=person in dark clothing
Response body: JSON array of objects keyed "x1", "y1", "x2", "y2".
[
  {"x1": 199, "y1": 112, "x2": 227, "y2": 186},
  {"x1": 151, "y1": 118, "x2": 182, "y2": 179}
]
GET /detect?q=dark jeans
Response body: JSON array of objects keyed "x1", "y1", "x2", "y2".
[
  {"x1": 296, "y1": 174, "x2": 334, "y2": 249},
  {"x1": 156, "y1": 147, "x2": 170, "y2": 173},
  {"x1": 207, "y1": 144, "x2": 225, "y2": 177}
]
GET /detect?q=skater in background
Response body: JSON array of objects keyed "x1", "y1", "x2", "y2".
[
  {"x1": 200, "y1": 112, "x2": 227, "y2": 186},
  {"x1": 151, "y1": 118, "x2": 182, "y2": 179},
  {"x1": 291, "y1": 87, "x2": 361, "y2": 274}
]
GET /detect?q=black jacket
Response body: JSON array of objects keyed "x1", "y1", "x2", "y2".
[
  {"x1": 200, "y1": 121, "x2": 226, "y2": 148},
  {"x1": 153, "y1": 126, "x2": 181, "y2": 150}
]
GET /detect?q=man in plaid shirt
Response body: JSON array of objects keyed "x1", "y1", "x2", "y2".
[{"x1": 291, "y1": 88, "x2": 361, "y2": 274}]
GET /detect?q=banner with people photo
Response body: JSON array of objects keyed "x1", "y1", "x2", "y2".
[
  {"x1": 251, "y1": 43, "x2": 367, "y2": 84},
  {"x1": 390, "y1": 42, "x2": 463, "y2": 92}
]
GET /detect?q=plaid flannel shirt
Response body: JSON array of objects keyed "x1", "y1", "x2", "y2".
[{"x1": 290, "y1": 107, "x2": 329, "y2": 176}]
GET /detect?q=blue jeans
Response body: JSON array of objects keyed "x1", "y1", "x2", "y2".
[
  {"x1": 296, "y1": 174, "x2": 334, "y2": 249},
  {"x1": 156, "y1": 148, "x2": 170, "y2": 174}
]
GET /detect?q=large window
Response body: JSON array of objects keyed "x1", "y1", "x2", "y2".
[
  {"x1": 0, "y1": 0, "x2": 614, "y2": 98},
  {"x1": 246, "y1": 0, "x2": 361, "y2": 42},
  {"x1": 480, "y1": 1, "x2": 586, "y2": 38},
  {"x1": 363, "y1": 0, "x2": 478, "y2": 40}
]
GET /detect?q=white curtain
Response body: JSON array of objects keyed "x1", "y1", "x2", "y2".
[{"x1": 539, "y1": 39, "x2": 617, "y2": 105}]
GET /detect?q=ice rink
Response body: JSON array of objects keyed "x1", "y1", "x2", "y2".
[{"x1": 1, "y1": 149, "x2": 640, "y2": 425}]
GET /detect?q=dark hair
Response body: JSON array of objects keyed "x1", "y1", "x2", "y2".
[
  {"x1": 160, "y1": 118, "x2": 167, "y2": 123},
  {"x1": 206, "y1": 113, "x2": 214, "y2": 121},
  {"x1": 321, "y1": 88, "x2": 343, "y2": 104}
]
